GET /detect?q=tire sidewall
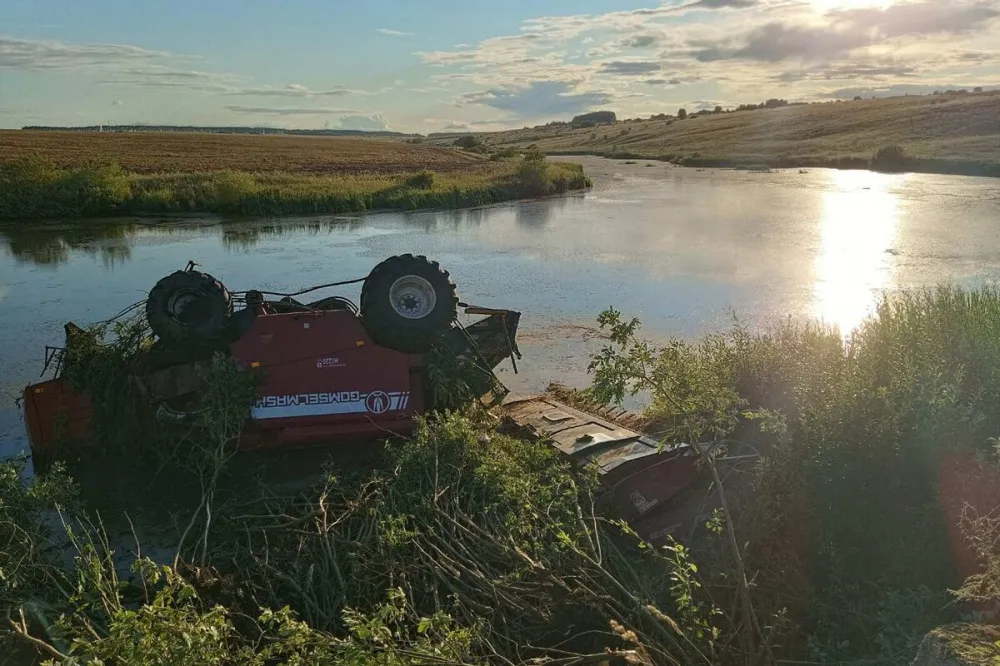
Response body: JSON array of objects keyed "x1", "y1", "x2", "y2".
[
  {"x1": 361, "y1": 255, "x2": 458, "y2": 353},
  {"x1": 146, "y1": 270, "x2": 232, "y2": 344}
]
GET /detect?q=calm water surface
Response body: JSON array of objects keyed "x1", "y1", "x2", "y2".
[{"x1": 2, "y1": 157, "x2": 998, "y2": 461}]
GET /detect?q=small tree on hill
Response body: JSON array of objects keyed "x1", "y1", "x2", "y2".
[
  {"x1": 453, "y1": 135, "x2": 481, "y2": 149},
  {"x1": 677, "y1": 108, "x2": 688, "y2": 120}
]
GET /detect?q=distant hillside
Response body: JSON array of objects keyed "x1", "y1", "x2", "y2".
[
  {"x1": 20, "y1": 124, "x2": 419, "y2": 139},
  {"x1": 437, "y1": 91, "x2": 1000, "y2": 176}
]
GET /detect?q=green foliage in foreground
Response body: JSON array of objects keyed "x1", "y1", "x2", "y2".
[
  {"x1": 588, "y1": 286, "x2": 1000, "y2": 663},
  {"x1": 910, "y1": 623, "x2": 1000, "y2": 666},
  {"x1": 0, "y1": 156, "x2": 591, "y2": 220},
  {"x1": 5, "y1": 286, "x2": 1000, "y2": 664},
  {"x1": 1, "y1": 404, "x2": 724, "y2": 664}
]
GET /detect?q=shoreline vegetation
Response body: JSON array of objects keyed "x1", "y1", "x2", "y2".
[
  {"x1": 0, "y1": 132, "x2": 590, "y2": 221},
  {"x1": 0, "y1": 157, "x2": 590, "y2": 221},
  {"x1": 434, "y1": 90, "x2": 1000, "y2": 179},
  {"x1": 548, "y1": 147, "x2": 1000, "y2": 178},
  {"x1": 2, "y1": 286, "x2": 1000, "y2": 664}
]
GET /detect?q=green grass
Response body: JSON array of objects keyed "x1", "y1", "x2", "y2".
[
  {"x1": 449, "y1": 91, "x2": 1000, "y2": 177},
  {"x1": 912, "y1": 624, "x2": 1000, "y2": 665},
  {"x1": 0, "y1": 156, "x2": 590, "y2": 221},
  {"x1": 588, "y1": 285, "x2": 1000, "y2": 663}
]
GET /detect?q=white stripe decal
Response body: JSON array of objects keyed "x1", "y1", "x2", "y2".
[{"x1": 251, "y1": 391, "x2": 407, "y2": 420}]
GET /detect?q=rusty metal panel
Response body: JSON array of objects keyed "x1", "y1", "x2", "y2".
[
  {"x1": 23, "y1": 378, "x2": 94, "y2": 465},
  {"x1": 502, "y1": 396, "x2": 671, "y2": 469}
]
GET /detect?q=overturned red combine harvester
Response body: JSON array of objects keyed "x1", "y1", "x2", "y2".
[{"x1": 23, "y1": 254, "x2": 747, "y2": 543}]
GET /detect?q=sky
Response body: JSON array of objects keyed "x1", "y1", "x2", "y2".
[{"x1": 1, "y1": 0, "x2": 998, "y2": 133}]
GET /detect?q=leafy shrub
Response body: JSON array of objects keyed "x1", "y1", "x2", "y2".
[
  {"x1": 551, "y1": 173, "x2": 570, "y2": 193},
  {"x1": 452, "y1": 135, "x2": 481, "y2": 149},
  {"x1": 0, "y1": 460, "x2": 79, "y2": 615},
  {"x1": 488, "y1": 147, "x2": 519, "y2": 161},
  {"x1": 587, "y1": 287, "x2": 1000, "y2": 663},
  {"x1": 514, "y1": 158, "x2": 550, "y2": 196},
  {"x1": 212, "y1": 170, "x2": 259, "y2": 210},
  {"x1": 871, "y1": 144, "x2": 910, "y2": 172},
  {"x1": 523, "y1": 148, "x2": 546, "y2": 162},
  {"x1": 403, "y1": 169, "x2": 435, "y2": 189},
  {"x1": 0, "y1": 156, "x2": 131, "y2": 218},
  {"x1": 59, "y1": 161, "x2": 131, "y2": 214}
]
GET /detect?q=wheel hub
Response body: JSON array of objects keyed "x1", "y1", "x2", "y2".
[
  {"x1": 389, "y1": 275, "x2": 437, "y2": 320},
  {"x1": 168, "y1": 289, "x2": 204, "y2": 324}
]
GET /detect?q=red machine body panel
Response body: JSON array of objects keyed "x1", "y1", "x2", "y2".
[
  {"x1": 22, "y1": 378, "x2": 94, "y2": 463},
  {"x1": 230, "y1": 310, "x2": 425, "y2": 449}
]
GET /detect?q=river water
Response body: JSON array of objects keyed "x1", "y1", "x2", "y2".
[{"x1": 2, "y1": 156, "x2": 999, "y2": 465}]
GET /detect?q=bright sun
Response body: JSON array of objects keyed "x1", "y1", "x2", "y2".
[{"x1": 811, "y1": 0, "x2": 895, "y2": 10}]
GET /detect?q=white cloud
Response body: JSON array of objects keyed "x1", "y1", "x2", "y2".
[
  {"x1": 224, "y1": 105, "x2": 360, "y2": 116},
  {"x1": 335, "y1": 113, "x2": 391, "y2": 130},
  {"x1": 458, "y1": 81, "x2": 613, "y2": 117},
  {"x1": 227, "y1": 84, "x2": 354, "y2": 97},
  {"x1": 599, "y1": 60, "x2": 662, "y2": 75},
  {"x1": 0, "y1": 36, "x2": 175, "y2": 71},
  {"x1": 377, "y1": 28, "x2": 413, "y2": 36},
  {"x1": 413, "y1": 0, "x2": 1000, "y2": 123}
]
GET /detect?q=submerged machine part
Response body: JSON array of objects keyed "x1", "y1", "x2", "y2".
[
  {"x1": 500, "y1": 395, "x2": 757, "y2": 543},
  {"x1": 22, "y1": 255, "x2": 521, "y2": 465}
]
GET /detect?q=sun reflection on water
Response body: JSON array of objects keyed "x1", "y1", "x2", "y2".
[{"x1": 813, "y1": 169, "x2": 902, "y2": 336}]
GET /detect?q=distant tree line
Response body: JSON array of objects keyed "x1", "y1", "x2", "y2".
[
  {"x1": 932, "y1": 88, "x2": 983, "y2": 95},
  {"x1": 569, "y1": 111, "x2": 617, "y2": 128},
  {"x1": 732, "y1": 98, "x2": 790, "y2": 112}
]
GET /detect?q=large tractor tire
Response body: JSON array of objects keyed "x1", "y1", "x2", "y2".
[
  {"x1": 145, "y1": 269, "x2": 233, "y2": 345},
  {"x1": 360, "y1": 254, "x2": 459, "y2": 353}
]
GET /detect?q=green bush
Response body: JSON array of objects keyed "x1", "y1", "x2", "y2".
[
  {"x1": 403, "y1": 169, "x2": 435, "y2": 189},
  {"x1": 587, "y1": 287, "x2": 1000, "y2": 663},
  {"x1": 0, "y1": 156, "x2": 131, "y2": 218},
  {"x1": 451, "y1": 135, "x2": 481, "y2": 149},
  {"x1": 212, "y1": 170, "x2": 259, "y2": 211},
  {"x1": 488, "y1": 147, "x2": 519, "y2": 161},
  {"x1": 0, "y1": 407, "x2": 724, "y2": 664},
  {"x1": 60, "y1": 161, "x2": 131, "y2": 214},
  {"x1": 0, "y1": 460, "x2": 79, "y2": 613},
  {"x1": 514, "y1": 158, "x2": 551, "y2": 196},
  {"x1": 871, "y1": 144, "x2": 910, "y2": 172}
]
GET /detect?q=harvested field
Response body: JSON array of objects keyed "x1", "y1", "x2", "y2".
[
  {"x1": 0, "y1": 130, "x2": 487, "y2": 175},
  {"x1": 439, "y1": 90, "x2": 1000, "y2": 176}
]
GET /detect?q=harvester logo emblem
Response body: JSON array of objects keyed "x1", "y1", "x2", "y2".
[{"x1": 366, "y1": 391, "x2": 391, "y2": 414}]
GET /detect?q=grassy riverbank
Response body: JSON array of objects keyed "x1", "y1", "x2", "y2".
[
  {"x1": 0, "y1": 157, "x2": 589, "y2": 220},
  {"x1": 0, "y1": 132, "x2": 590, "y2": 220},
  {"x1": 3, "y1": 287, "x2": 1000, "y2": 664},
  {"x1": 441, "y1": 90, "x2": 1000, "y2": 177}
]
